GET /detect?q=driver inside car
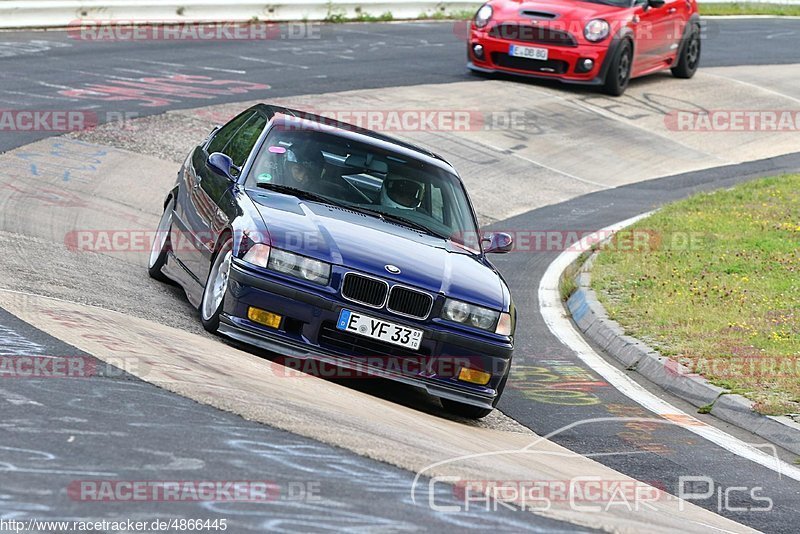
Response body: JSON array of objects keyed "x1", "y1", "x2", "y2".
[
  {"x1": 380, "y1": 176, "x2": 424, "y2": 210},
  {"x1": 284, "y1": 145, "x2": 325, "y2": 189}
]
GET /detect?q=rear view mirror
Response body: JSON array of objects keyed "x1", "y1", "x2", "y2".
[
  {"x1": 344, "y1": 154, "x2": 389, "y2": 174},
  {"x1": 483, "y1": 232, "x2": 514, "y2": 254},
  {"x1": 207, "y1": 152, "x2": 239, "y2": 181}
]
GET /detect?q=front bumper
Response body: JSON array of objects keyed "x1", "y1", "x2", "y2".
[
  {"x1": 222, "y1": 260, "x2": 513, "y2": 410},
  {"x1": 468, "y1": 27, "x2": 612, "y2": 86}
]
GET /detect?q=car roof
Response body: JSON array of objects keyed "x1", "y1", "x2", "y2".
[{"x1": 253, "y1": 104, "x2": 458, "y2": 175}]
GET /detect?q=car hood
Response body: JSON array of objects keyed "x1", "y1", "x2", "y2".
[
  {"x1": 494, "y1": 0, "x2": 628, "y2": 23},
  {"x1": 247, "y1": 191, "x2": 508, "y2": 310}
]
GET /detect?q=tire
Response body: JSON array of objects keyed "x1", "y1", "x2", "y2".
[
  {"x1": 602, "y1": 39, "x2": 633, "y2": 97},
  {"x1": 147, "y1": 198, "x2": 174, "y2": 283},
  {"x1": 671, "y1": 25, "x2": 701, "y2": 79},
  {"x1": 200, "y1": 236, "x2": 233, "y2": 333},
  {"x1": 440, "y1": 369, "x2": 510, "y2": 419}
]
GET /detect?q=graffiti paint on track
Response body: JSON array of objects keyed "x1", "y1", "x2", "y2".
[{"x1": 58, "y1": 74, "x2": 270, "y2": 107}]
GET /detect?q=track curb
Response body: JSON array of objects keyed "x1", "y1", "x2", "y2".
[{"x1": 565, "y1": 252, "x2": 800, "y2": 457}]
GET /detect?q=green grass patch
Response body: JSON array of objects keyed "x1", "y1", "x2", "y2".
[
  {"x1": 325, "y1": 10, "x2": 395, "y2": 23},
  {"x1": 419, "y1": 9, "x2": 478, "y2": 21},
  {"x1": 592, "y1": 174, "x2": 800, "y2": 415},
  {"x1": 699, "y1": 3, "x2": 800, "y2": 16}
]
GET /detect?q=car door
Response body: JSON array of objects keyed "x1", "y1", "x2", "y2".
[
  {"x1": 174, "y1": 110, "x2": 254, "y2": 280},
  {"x1": 633, "y1": 0, "x2": 678, "y2": 73}
]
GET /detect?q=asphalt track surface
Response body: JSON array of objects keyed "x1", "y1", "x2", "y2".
[
  {"x1": 1, "y1": 18, "x2": 799, "y2": 533},
  {"x1": 0, "y1": 17, "x2": 798, "y2": 154}
]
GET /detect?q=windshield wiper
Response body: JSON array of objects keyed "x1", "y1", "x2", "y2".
[
  {"x1": 379, "y1": 211, "x2": 450, "y2": 239},
  {"x1": 255, "y1": 183, "x2": 351, "y2": 209},
  {"x1": 349, "y1": 206, "x2": 448, "y2": 239}
]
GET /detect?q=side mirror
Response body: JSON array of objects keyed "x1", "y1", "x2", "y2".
[
  {"x1": 207, "y1": 152, "x2": 239, "y2": 181},
  {"x1": 647, "y1": 0, "x2": 666, "y2": 8},
  {"x1": 483, "y1": 232, "x2": 514, "y2": 254}
]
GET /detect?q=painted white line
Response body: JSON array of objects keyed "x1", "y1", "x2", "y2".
[
  {"x1": 476, "y1": 139, "x2": 610, "y2": 189},
  {"x1": 200, "y1": 66, "x2": 247, "y2": 75},
  {"x1": 703, "y1": 71, "x2": 800, "y2": 105},
  {"x1": 237, "y1": 55, "x2": 310, "y2": 69},
  {"x1": 539, "y1": 213, "x2": 800, "y2": 482},
  {"x1": 130, "y1": 59, "x2": 186, "y2": 68}
]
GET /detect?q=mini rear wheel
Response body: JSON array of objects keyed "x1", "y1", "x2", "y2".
[{"x1": 671, "y1": 25, "x2": 701, "y2": 79}]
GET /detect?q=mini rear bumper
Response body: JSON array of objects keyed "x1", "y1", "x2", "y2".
[{"x1": 222, "y1": 260, "x2": 513, "y2": 409}]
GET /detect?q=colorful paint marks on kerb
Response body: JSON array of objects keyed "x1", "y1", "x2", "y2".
[
  {"x1": 13, "y1": 140, "x2": 107, "y2": 183},
  {"x1": 509, "y1": 359, "x2": 608, "y2": 406},
  {"x1": 58, "y1": 74, "x2": 270, "y2": 107}
]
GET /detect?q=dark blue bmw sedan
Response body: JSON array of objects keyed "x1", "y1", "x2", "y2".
[{"x1": 149, "y1": 104, "x2": 516, "y2": 418}]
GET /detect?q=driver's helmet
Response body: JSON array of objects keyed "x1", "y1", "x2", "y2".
[
  {"x1": 285, "y1": 143, "x2": 325, "y2": 183},
  {"x1": 380, "y1": 176, "x2": 424, "y2": 210}
]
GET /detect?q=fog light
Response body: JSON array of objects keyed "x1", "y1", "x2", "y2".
[
  {"x1": 247, "y1": 307, "x2": 282, "y2": 329},
  {"x1": 576, "y1": 58, "x2": 595, "y2": 73},
  {"x1": 458, "y1": 367, "x2": 491, "y2": 385},
  {"x1": 472, "y1": 44, "x2": 484, "y2": 59}
]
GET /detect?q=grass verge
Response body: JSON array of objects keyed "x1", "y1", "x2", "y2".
[
  {"x1": 592, "y1": 174, "x2": 800, "y2": 416},
  {"x1": 699, "y1": 3, "x2": 800, "y2": 16}
]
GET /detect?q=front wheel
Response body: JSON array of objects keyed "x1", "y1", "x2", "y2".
[
  {"x1": 671, "y1": 25, "x2": 701, "y2": 79},
  {"x1": 602, "y1": 40, "x2": 633, "y2": 97},
  {"x1": 148, "y1": 199, "x2": 174, "y2": 282},
  {"x1": 201, "y1": 237, "x2": 233, "y2": 333}
]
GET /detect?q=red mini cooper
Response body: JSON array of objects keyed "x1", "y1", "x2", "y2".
[{"x1": 467, "y1": 0, "x2": 701, "y2": 95}]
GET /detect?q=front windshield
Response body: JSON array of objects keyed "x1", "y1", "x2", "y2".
[{"x1": 246, "y1": 126, "x2": 480, "y2": 249}]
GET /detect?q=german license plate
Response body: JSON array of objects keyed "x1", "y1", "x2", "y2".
[
  {"x1": 509, "y1": 44, "x2": 548, "y2": 61},
  {"x1": 336, "y1": 309, "x2": 423, "y2": 350}
]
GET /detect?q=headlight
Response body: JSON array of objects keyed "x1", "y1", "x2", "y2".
[
  {"x1": 268, "y1": 249, "x2": 330, "y2": 285},
  {"x1": 474, "y1": 4, "x2": 493, "y2": 29},
  {"x1": 244, "y1": 245, "x2": 331, "y2": 285},
  {"x1": 584, "y1": 19, "x2": 610, "y2": 42},
  {"x1": 442, "y1": 298, "x2": 501, "y2": 332},
  {"x1": 298, "y1": 256, "x2": 330, "y2": 284}
]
